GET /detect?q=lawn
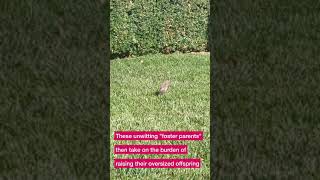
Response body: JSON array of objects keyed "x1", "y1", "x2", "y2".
[
  {"x1": 214, "y1": 56, "x2": 320, "y2": 179},
  {"x1": 212, "y1": 1, "x2": 320, "y2": 178},
  {"x1": 110, "y1": 53, "x2": 210, "y2": 179},
  {"x1": 1, "y1": 2, "x2": 106, "y2": 178}
]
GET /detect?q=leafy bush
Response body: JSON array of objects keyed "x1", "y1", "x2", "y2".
[{"x1": 111, "y1": 0, "x2": 209, "y2": 58}]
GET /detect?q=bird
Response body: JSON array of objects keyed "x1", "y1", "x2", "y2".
[{"x1": 156, "y1": 80, "x2": 171, "y2": 96}]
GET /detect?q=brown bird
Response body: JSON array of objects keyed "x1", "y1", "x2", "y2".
[{"x1": 156, "y1": 80, "x2": 171, "y2": 96}]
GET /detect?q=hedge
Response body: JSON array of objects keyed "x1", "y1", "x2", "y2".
[{"x1": 111, "y1": 0, "x2": 209, "y2": 58}]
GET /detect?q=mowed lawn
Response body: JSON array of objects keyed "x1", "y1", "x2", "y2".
[
  {"x1": 110, "y1": 53, "x2": 210, "y2": 179},
  {"x1": 211, "y1": 1, "x2": 320, "y2": 178}
]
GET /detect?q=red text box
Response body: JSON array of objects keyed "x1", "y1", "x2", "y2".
[
  {"x1": 114, "y1": 158, "x2": 201, "y2": 168},
  {"x1": 114, "y1": 145, "x2": 188, "y2": 154},
  {"x1": 114, "y1": 131, "x2": 203, "y2": 141}
]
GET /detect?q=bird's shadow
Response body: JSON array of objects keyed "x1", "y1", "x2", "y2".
[{"x1": 154, "y1": 91, "x2": 168, "y2": 96}]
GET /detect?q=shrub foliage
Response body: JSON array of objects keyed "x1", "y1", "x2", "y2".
[{"x1": 111, "y1": 0, "x2": 209, "y2": 57}]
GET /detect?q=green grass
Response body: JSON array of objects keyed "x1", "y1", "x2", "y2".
[
  {"x1": 211, "y1": 0, "x2": 320, "y2": 178},
  {"x1": 1, "y1": 1, "x2": 107, "y2": 179},
  {"x1": 213, "y1": 58, "x2": 320, "y2": 179},
  {"x1": 214, "y1": 59, "x2": 320, "y2": 179},
  {"x1": 110, "y1": 53, "x2": 210, "y2": 179}
]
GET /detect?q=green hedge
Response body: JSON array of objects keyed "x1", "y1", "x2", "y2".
[{"x1": 111, "y1": 0, "x2": 209, "y2": 58}]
